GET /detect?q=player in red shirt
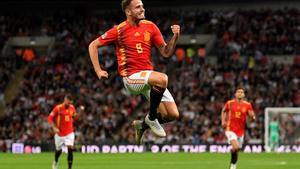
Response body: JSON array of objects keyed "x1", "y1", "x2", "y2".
[
  {"x1": 89, "y1": 0, "x2": 180, "y2": 144},
  {"x1": 48, "y1": 94, "x2": 82, "y2": 169},
  {"x1": 221, "y1": 87, "x2": 256, "y2": 169}
]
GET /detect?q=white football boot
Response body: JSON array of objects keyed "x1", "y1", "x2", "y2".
[
  {"x1": 52, "y1": 161, "x2": 58, "y2": 169},
  {"x1": 145, "y1": 114, "x2": 166, "y2": 137}
]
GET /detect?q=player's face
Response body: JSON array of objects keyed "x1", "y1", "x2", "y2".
[
  {"x1": 235, "y1": 89, "x2": 245, "y2": 100},
  {"x1": 64, "y1": 98, "x2": 73, "y2": 108},
  {"x1": 128, "y1": 0, "x2": 145, "y2": 21}
]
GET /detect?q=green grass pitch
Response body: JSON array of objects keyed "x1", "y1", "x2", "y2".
[{"x1": 1, "y1": 152, "x2": 300, "y2": 169}]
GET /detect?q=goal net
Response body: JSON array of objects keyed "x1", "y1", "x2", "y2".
[{"x1": 264, "y1": 107, "x2": 300, "y2": 152}]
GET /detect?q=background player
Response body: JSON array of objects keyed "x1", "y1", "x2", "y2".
[
  {"x1": 48, "y1": 94, "x2": 83, "y2": 169},
  {"x1": 221, "y1": 87, "x2": 256, "y2": 169},
  {"x1": 269, "y1": 116, "x2": 280, "y2": 152},
  {"x1": 88, "y1": 0, "x2": 180, "y2": 144}
]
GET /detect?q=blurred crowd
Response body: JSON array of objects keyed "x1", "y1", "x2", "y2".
[
  {"x1": 0, "y1": 61, "x2": 8, "y2": 106},
  {"x1": 210, "y1": 8, "x2": 300, "y2": 57},
  {"x1": 0, "y1": 8, "x2": 300, "y2": 151},
  {"x1": 278, "y1": 113, "x2": 300, "y2": 144}
]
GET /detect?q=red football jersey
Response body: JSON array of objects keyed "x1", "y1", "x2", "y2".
[
  {"x1": 98, "y1": 20, "x2": 165, "y2": 77},
  {"x1": 48, "y1": 104, "x2": 76, "y2": 136},
  {"x1": 224, "y1": 99, "x2": 253, "y2": 137}
]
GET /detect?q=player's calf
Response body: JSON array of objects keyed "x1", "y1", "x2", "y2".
[
  {"x1": 55, "y1": 149, "x2": 62, "y2": 163},
  {"x1": 67, "y1": 147, "x2": 73, "y2": 169},
  {"x1": 148, "y1": 86, "x2": 165, "y2": 120},
  {"x1": 229, "y1": 140, "x2": 240, "y2": 169},
  {"x1": 157, "y1": 111, "x2": 179, "y2": 124},
  {"x1": 164, "y1": 110, "x2": 180, "y2": 121},
  {"x1": 158, "y1": 101, "x2": 180, "y2": 121},
  {"x1": 230, "y1": 150, "x2": 238, "y2": 169},
  {"x1": 52, "y1": 149, "x2": 61, "y2": 169}
]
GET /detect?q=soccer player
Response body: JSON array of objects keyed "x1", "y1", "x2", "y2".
[
  {"x1": 48, "y1": 94, "x2": 81, "y2": 169},
  {"x1": 88, "y1": 0, "x2": 180, "y2": 144},
  {"x1": 269, "y1": 116, "x2": 280, "y2": 152},
  {"x1": 221, "y1": 87, "x2": 256, "y2": 169}
]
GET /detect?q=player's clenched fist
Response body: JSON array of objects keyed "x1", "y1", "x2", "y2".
[{"x1": 171, "y1": 25, "x2": 180, "y2": 36}]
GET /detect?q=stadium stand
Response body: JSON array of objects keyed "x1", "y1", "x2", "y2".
[{"x1": 0, "y1": 5, "x2": 300, "y2": 151}]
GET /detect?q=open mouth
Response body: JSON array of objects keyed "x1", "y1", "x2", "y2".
[{"x1": 139, "y1": 13, "x2": 145, "y2": 18}]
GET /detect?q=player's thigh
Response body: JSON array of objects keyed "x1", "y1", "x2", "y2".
[
  {"x1": 64, "y1": 132, "x2": 75, "y2": 148},
  {"x1": 123, "y1": 71, "x2": 151, "y2": 95},
  {"x1": 272, "y1": 134, "x2": 279, "y2": 142},
  {"x1": 271, "y1": 134, "x2": 276, "y2": 142},
  {"x1": 225, "y1": 131, "x2": 241, "y2": 150},
  {"x1": 54, "y1": 134, "x2": 64, "y2": 151},
  {"x1": 237, "y1": 137, "x2": 244, "y2": 148},
  {"x1": 158, "y1": 101, "x2": 179, "y2": 120},
  {"x1": 148, "y1": 71, "x2": 168, "y2": 88}
]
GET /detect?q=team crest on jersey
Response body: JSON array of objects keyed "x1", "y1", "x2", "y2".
[
  {"x1": 134, "y1": 32, "x2": 140, "y2": 37},
  {"x1": 101, "y1": 33, "x2": 107, "y2": 39},
  {"x1": 144, "y1": 31, "x2": 150, "y2": 42},
  {"x1": 242, "y1": 107, "x2": 246, "y2": 112}
]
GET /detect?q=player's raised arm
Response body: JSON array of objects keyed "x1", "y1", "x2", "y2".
[
  {"x1": 158, "y1": 25, "x2": 180, "y2": 58},
  {"x1": 88, "y1": 39, "x2": 108, "y2": 79}
]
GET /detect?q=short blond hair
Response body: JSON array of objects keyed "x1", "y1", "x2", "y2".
[{"x1": 121, "y1": 0, "x2": 133, "y2": 12}]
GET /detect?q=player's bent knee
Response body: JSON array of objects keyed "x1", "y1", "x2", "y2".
[
  {"x1": 158, "y1": 74, "x2": 168, "y2": 88},
  {"x1": 56, "y1": 149, "x2": 62, "y2": 153},
  {"x1": 149, "y1": 72, "x2": 168, "y2": 88},
  {"x1": 232, "y1": 146, "x2": 240, "y2": 153}
]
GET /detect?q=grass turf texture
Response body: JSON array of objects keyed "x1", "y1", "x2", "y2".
[{"x1": 1, "y1": 152, "x2": 299, "y2": 169}]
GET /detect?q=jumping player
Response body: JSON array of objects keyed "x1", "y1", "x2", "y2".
[{"x1": 88, "y1": 0, "x2": 180, "y2": 144}]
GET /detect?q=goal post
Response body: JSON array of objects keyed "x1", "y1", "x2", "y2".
[{"x1": 264, "y1": 107, "x2": 300, "y2": 152}]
